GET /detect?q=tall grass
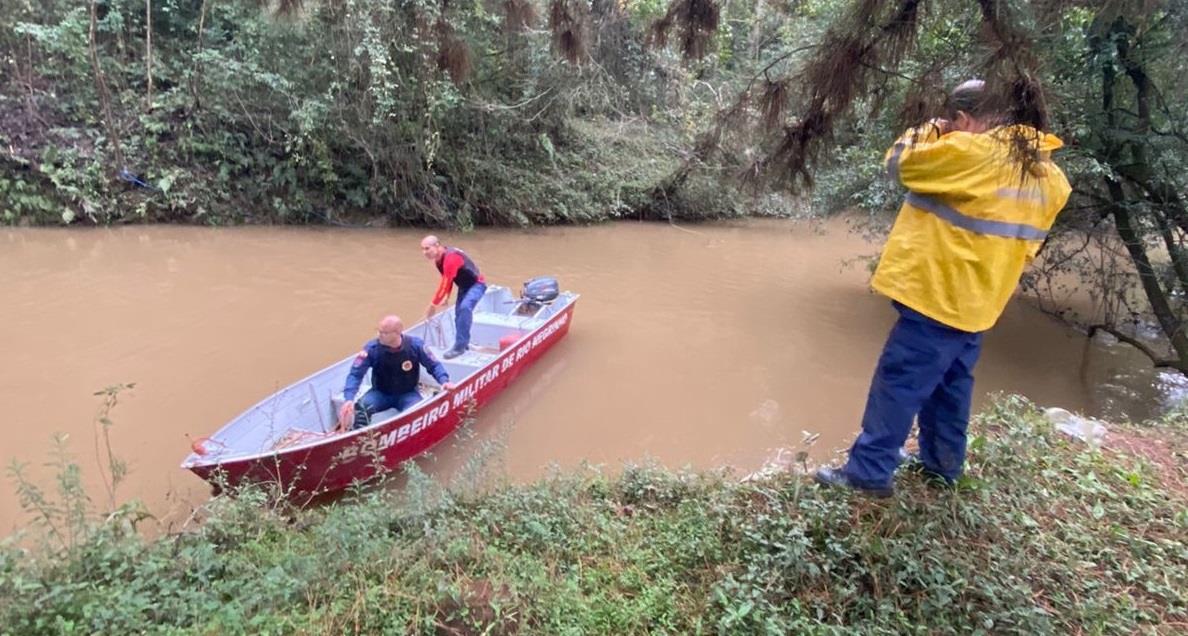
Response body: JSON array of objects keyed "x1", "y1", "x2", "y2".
[{"x1": 2, "y1": 395, "x2": 1185, "y2": 634}]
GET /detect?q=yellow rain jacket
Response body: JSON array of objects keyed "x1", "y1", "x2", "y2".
[{"x1": 872, "y1": 123, "x2": 1072, "y2": 333}]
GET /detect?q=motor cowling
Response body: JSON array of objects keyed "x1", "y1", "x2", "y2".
[{"x1": 521, "y1": 277, "x2": 559, "y2": 303}]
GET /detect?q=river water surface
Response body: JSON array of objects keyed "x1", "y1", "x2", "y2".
[{"x1": 0, "y1": 219, "x2": 1164, "y2": 532}]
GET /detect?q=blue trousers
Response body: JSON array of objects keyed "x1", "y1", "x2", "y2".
[
  {"x1": 453, "y1": 283, "x2": 486, "y2": 351},
  {"x1": 352, "y1": 388, "x2": 423, "y2": 430},
  {"x1": 842, "y1": 302, "x2": 983, "y2": 489}
]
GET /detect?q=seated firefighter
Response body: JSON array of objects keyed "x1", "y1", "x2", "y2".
[{"x1": 337, "y1": 315, "x2": 455, "y2": 432}]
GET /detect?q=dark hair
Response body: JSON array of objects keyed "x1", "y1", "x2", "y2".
[
  {"x1": 944, "y1": 78, "x2": 1047, "y2": 181},
  {"x1": 1006, "y1": 77, "x2": 1049, "y2": 131},
  {"x1": 945, "y1": 79, "x2": 999, "y2": 120},
  {"x1": 945, "y1": 77, "x2": 1049, "y2": 133}
]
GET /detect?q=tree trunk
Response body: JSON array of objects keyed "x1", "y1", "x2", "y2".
[
  {"x1": 1092, "y1": 17, "x2": 1188, "y2": 371},
  {"x1": 1114, "y1": 23, "x2": 1188, "y2": 237},
  {"x1": 89, "y1": 0, "x2": 125, "y2": 170},
  {"x1": 1107, "y1": 177, "x2": 1188, "y2": 369},
  {"x1": 145, "y1": 0, "x2": 153, "y2": 110},
  {"x1": 191, "y1": 0, "x2": 210, "y2": 112},
  {"x1": 749, "y1": 0, "x2": 767, "y2": 60},
  {"x1": 1155, "y1": 213, "x2": 1188, "y2": 297}
]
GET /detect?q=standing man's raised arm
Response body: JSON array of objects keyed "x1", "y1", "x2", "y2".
[{"x1": 430, "y1": 252, "x2": 462, "y2": 306}]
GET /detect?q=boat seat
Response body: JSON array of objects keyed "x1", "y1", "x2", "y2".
[
  {"x1": 473, "y1": 312, "x2": 543, "y2": 329},
  {"x1": 424, "y1": 345, "x2": 498, "y2": 370}
]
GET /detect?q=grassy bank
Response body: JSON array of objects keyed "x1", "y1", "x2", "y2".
[{"x1": 2, "y1": 396, "x2": 1185, "y2": 634}]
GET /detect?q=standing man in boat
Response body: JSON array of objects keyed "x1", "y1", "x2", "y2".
[
  {"x1": 421, "y1": 235, "x2": 487, "y2": 359},
  {"x1": 814, "y1": 79, "x2": 1071, "y2": 497},
  {"x1": 337, "y1": 315, "x2": 456, "y2": 432}
]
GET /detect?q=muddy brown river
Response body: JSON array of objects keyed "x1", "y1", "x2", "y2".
[{"x1": 0, "y1": 219, "x2": 1165, "y2": 532}]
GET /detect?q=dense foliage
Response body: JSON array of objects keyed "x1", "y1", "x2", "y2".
[{"x1": 0, "y1": 0, "x2": 820, "y2": 227}]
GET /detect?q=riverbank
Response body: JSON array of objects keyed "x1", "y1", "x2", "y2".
[
  {"x1": 2, "y1": 109, "x2": 755, "y2": 228},
  {"x1": 3, "y1": 396, "x2": 1184, "y2": 634}
]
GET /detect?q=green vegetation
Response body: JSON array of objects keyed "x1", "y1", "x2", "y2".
[
  {"x1": 3, "y1": 396, "x2": 1185, "y2": 634},
  {"x1": 0, "y1": 0, "x2": 792, "y2": 227},
  {"x1": 5, "y1": 3, "x2": 1187, "y2": 631},
  {"x1": 6, "y1": 0, "x2": 1188, "y2": 371}
]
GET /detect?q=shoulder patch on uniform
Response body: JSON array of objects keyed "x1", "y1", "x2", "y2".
[{"x1": 352, "y1": 350, "x2": 368, "y2": 367}]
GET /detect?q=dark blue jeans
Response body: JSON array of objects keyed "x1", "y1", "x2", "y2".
[
  {"x1": 352, "y1": 388, "x2": 423, "y2": 430},
  {"x1": 842, "y1": 302, "x2": 984, "y2": 489},
  {"x1": 453, "y1": 283, "x2": 486, "y2": 351}
]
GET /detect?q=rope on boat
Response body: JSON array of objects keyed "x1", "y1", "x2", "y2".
[
  {"x1": 271, "y1": 429, "x2": 332, "y2": 451},
  {"x1": 428, "y1": 313, "x2": 448, "y2": 348}
]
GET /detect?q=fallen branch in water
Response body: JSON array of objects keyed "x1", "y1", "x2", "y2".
[{"x1": 1088, "y1": 324, "x2": 1183, "y2": 371}]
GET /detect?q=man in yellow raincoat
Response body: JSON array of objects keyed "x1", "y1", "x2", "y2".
[{"x1": 815, "y1": 80, "x2": 1072, "y2": 497}]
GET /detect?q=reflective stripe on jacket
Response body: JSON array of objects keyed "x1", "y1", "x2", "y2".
[{"x1": 873, "y1": 123, "x2": 1072, "y2": 333}]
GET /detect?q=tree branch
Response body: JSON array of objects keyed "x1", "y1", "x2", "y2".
[
  {"x1": 745, "y1": 44, "x2": 818, "y2": 92},
  {"x1": 1087, "y1": 324, "x2": 1181, "y2": 370}
]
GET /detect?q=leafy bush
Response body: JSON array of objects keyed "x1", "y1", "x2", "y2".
[
  {"x1": 0, "y1": 0, "x2": 765, "y2": 227},
  {"x1": 2, "y1": 395, "x2": 1184, "y2": 634}
]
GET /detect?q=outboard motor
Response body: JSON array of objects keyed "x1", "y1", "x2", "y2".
[
  {"x1": 521, "y1": 276, "x2": 560, "y2": 303},
  {"x1": 515, "y1": 276, "x2": 560, "y2": 316}
]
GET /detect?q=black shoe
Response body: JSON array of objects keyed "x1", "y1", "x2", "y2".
[
  {"x1": 442, "y1": 347, "x2": 466, "y2": 359},
  {"x1": 813, "y1": 467, "x2": 893, "y2": 498},
  {"x1": 899, "y1": 452, "x2": 956, "y2": 488}
]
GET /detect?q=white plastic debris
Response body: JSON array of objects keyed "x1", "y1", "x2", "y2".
[
  {"x1": 742, "y1": 447, "x2": 796, "y2": 483},
  {"x1": 1043, "y1": 407, "x2": 1108, "y2": 446},
  {"x1": 742, "y1": 431, "x2": 821, "y2": 482}
]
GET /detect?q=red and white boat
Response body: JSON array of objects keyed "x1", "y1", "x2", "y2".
[{"x1": 181, "y1": 281, "x2": 578, "y2": 497}]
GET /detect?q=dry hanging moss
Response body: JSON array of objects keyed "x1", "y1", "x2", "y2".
[
  {"x1": 761, "y1": 0, "x2": 924, "y2": 188},
  {"x1": 549, "y1": 0, "x2": 591, "y2": 64},
  {"x1": 657, "y1": 0, "x2": 1060, "y2": 192},
  {"x1": 435, "y1": 19, "x2": 473, "y2": 85},
  {"x1": 649, "y1": 0, "x2": 720, "y2": 61},
  {"x1": 275, "y1": 0, "x2": 301, "y2": 17},
  {"x1": 758, "y1": 78, "x2": 791, "y2": 134},
  {"x1": 504, "y1": 0, "x2": 539, "y2": 33}
]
